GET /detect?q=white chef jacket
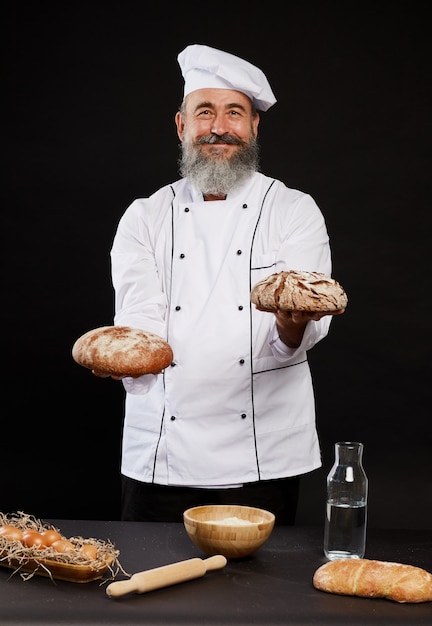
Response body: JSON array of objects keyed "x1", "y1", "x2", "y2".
[{"x1": 111, "y1": 172, "x2": 333, "y2": 486}]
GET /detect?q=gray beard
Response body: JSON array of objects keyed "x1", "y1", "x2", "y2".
[{"x1": 178, "y1": 134, "x2": 260, "y2": 196}]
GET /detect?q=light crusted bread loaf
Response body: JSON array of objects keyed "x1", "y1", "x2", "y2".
[
  {"x1": 313, "y1": 558, "x2": 432, "y2": 603},
  {"x1": 72, "y1": 326, "x2": 173, "y2": 377},
  {"x1": 250, "y1": 270, "x2": 348, "y2": 312}
]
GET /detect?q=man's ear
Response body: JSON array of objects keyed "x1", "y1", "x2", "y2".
[
  {"x1": 175, "y1": 111, "x2": 185, "y2": 141},
  {"x1": 253, "y1": 112, "x2": 260, "y2": 138}
]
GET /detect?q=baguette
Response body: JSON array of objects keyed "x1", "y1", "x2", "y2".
[{"x1": 313, "y1": 558, "x2": 432, "y2": 603}]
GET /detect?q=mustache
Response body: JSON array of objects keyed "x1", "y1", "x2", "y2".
[{"x1": 195, "y1": 133, "x2": 244, "y2": 146}]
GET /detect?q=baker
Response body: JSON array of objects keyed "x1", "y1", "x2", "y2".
[{"x1": 94, "y1": 44, "x2": 346, "y2": 524}]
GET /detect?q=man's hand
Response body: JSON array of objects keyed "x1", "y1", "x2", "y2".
[
  {"x1": 255, "y1": 305, "x2": 346, "y2": 349},
  {"x1": 92, "y1": 369, "x2": 163, "y2": 380},
  {"x1": 275, "y1": 308, "x2": 346, "y2": 324},
  {"x1": 92, "y1": 369, "x2": 125, "y2": 380}
]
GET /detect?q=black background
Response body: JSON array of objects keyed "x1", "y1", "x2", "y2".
[{"x1": 3, "y1": 3, "x2": 431, "y2": 531}]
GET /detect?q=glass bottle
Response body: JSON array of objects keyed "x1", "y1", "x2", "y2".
[{"x1": 323, "y1": 441, "x2": 368, "y2": 560}]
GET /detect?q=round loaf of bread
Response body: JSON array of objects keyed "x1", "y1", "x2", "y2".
[
  {"x1": 72, "y1": 326, "x2": 173, "y2": 377},
  {"x1": 250, "y1": 270, "x2": 348, "y2": 312}
]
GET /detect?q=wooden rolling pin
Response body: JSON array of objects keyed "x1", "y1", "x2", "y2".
[{"x1": 106, "y1": 555, "x2": 227, "y2": 598}]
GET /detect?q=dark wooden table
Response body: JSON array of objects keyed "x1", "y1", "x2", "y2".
[{"x1": 1, "y1": 520, "x2": 431, "y2": 625}]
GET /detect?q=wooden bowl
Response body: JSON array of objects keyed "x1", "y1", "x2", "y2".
[{"x1": 183, "y1": 504, "x2": 275, "y2": 559}]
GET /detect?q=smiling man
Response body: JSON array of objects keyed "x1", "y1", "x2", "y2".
[
  {"x1": 176, "y1": 87, "x2": 260, "y2": 200},
  {"x1": 97, "y1": 44, "x2": 344, "y2": 524}
]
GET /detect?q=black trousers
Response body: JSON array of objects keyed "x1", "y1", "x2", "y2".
[{"x1": 121, "y1": 475, "x2": 300, "y2": 525}]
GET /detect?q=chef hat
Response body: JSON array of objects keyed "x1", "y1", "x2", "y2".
[{"x1": 177, "y1": 44, "x2": 277, "y2": 112}]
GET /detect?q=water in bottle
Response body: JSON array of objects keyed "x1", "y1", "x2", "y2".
[{"x1": 324, "y1": 441, "x2": 368, "y2": 560}]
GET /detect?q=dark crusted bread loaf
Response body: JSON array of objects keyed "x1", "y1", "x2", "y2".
[
  {"x1": 72, "y1": 326, "x2": 173, "y2": 377},
  {"x1": 250, "y1": 270, "x2": 348, "y2": 312},
  {"x1": 313, "y1": 558, "x2": 432, "y2": 603}
]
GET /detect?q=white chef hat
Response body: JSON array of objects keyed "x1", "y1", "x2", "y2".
[{"x1": 177, "y1": 44, "x2": 277, "y2": 112}]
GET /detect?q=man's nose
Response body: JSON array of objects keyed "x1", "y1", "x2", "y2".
[{"x1": 210, "y1": 113, "x2": 230, "y2": 136}]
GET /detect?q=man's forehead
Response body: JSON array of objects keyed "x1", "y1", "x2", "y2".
[{"x1": 185, "y1": 88, "x2": 253, "y2": 111}]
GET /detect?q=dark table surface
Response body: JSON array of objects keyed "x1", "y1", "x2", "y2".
[{"x1": 1, "y1": 519, "x2": 431, "y2": 625}]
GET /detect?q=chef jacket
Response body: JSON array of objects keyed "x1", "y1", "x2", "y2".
[{"x1": 111, "y1": 172, "x2": 333, "y2": 486}]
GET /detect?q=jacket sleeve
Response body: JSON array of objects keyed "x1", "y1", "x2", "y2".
[
  {"x1": 110, "y1": 198, "x2": 168, "y2": 338},
  {"x1": 266, "y1": 186, "x2": 334, "y2": 360},
  {"x1": 110, "y1": 197, "x2": 171, "y2": 394}
]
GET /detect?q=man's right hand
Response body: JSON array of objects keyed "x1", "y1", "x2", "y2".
[{"x1": 92, "y1": 369, "x2": 124, "y2": 380}]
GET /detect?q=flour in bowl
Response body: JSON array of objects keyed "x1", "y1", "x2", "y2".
[{"x1": 204, "y1": 516, "x2": 261, "y2": 526}]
